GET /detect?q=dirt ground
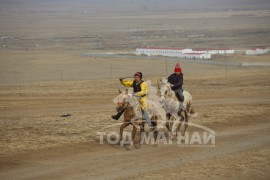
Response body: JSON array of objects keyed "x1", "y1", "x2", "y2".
[
  {"x1": 0, "y1": 54, "x2": 270, "y2": 179},
  {"x1": 1, "y1": 0, "x2": 270, "y2": 179}
]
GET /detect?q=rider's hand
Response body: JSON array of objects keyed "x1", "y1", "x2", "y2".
[
  {"x1": 170, "y1": 84, "x2": 174, "y2": 87},
  {"x1": 119, "y1": 78, "x2": 123, "y2": 81}
]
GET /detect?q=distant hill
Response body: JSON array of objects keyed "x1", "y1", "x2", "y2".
[{"x1": 0, "y1": 0, "x2": 270, "y2": 14}]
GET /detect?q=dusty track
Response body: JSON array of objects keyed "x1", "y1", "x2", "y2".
[
  {"x1": 0, "y1": 106, "x2": 269, "y2": 179},
  {"x1": 0, "y1": 54, "x2": 269, "y2": 179},
  {"x1": 1, "y1": 1, "x2": 270, "y2": 178}
]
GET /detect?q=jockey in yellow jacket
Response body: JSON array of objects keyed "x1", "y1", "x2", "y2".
[
  {"x1": 111, "y1": 72, "x2": 152, "y2": 127},
  {"x1": 120, "y1": 73, "x2": 147, "y2": 110}
]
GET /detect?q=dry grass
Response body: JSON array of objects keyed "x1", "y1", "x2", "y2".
[{"x1": 0, "y1": 67, "x2": 269, "y2": 158}]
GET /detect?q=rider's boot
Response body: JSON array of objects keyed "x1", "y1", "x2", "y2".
[{"x1": 111, "y1": 108, "x2": 125, "y2": 120}]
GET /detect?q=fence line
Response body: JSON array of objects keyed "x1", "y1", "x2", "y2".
[{"x1": 0, "y1": 68, "x2": 166, "y2": 85}]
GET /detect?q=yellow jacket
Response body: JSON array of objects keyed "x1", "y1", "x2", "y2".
[{"x1": 120, "y1": 80, "x2": 148, "y2": 97}]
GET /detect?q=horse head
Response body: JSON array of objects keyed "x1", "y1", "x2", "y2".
[
  {"x1": 157, "y1": 77, "x2": 173, "y2": 101},
  {"x1": 113, "y1": 89, "x2": 130, "y2": 112}
]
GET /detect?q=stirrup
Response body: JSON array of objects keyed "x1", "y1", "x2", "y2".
[{"x1": 111, "y1": 115, "x2": 119, "y2": 120}]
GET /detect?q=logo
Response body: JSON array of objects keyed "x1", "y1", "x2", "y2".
[{"x1": 96, "y1": 121, "x2": 215, "y2": 147}]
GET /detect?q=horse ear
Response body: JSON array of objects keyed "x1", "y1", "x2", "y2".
[
  {"x1": 118, "y1": 89, "x2": 122, "y2": 94},
  {"x1": 161, "y1": 77, "x2": 168, "y2": 84}
]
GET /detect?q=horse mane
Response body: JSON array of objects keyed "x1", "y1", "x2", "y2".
[{"x1": 158, "y1": 77, "x2": 178, "y2": 101}]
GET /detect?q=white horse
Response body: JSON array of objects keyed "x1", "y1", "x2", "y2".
[{"x1": 157, "y1": 77, "x2": 195, "y2": 138}]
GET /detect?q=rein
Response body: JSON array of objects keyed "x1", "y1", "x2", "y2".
[
  {"x1": 124, "y1": 100, "x2": 140, "y2": 111},
  {"x1": 122, "y1": 99, "x2": 141, "y2": 126}
]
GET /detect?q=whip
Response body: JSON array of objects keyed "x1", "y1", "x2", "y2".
[{"x1": 121, "y1": 77, "x2": 133, "y2": 79}]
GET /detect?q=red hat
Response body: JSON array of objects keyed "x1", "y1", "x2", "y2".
[
  {"x1": 174, "y1": 63, "x2": 182, "y2": 73},
  {"x1": 134, "y1": 72, "x2": 142, "y2": 79}
]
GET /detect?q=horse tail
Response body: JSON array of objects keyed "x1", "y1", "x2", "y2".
[
  {"x1": 189, "y1": 106, "x2": 198, "y2": 118},
  {"x1": 190, "y1": 107, "x2": 195, "y2": 115}
]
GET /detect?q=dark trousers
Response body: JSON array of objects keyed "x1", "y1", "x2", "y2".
[{"x1": 174, "y1": 88, "x2": 184, "y2": 102}]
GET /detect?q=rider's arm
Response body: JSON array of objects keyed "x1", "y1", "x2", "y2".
[
  {"x1": 167, "y1": 74, "x2": 174, "y2": 84},
  {"x1": 120, "y1": 79, "x2": 133, "y2": 87},
  {"x1": 136, "y1": 82, "x2": 147, "y2": 97}
]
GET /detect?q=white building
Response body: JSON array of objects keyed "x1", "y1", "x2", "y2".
[
  {"x1": 224, "y1": 49, "x2": 235, "y2": 54},
  {"x1": 246, "y1": 47, "x2": 268, "y2": 55},
  {"x1": 246, "y1": 48, "x2": 256, "y2": 55},
  {"x1": 135, "y1": 47, "x2": 211, "y2": 59},
  {"x1": 193, "y1": 48, "x2": 234, "y2": 54},
  {"x1": 191, "y1": 49, "x2": 208, "y2": 54},
  {"x1": 136, "y1": 47, "x2": 193, "y2": 57},
  {"x1": 180, "y1": 53, "x2": 211, "y2": 59}
]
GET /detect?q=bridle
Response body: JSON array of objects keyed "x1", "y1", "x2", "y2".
[
  {"x1": 116, "y1": 94, "x2": 140, "y2": 112},
  {"x1": 116, "y1": 99, "x2": 129, "y2": 112}
]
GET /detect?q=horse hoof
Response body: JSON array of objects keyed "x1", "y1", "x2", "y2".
[
  {"x1": 120, "y1": 140, "x2": 124, "y2": 147},
  {"x1": 127, "y1": 146, "x2": 133, "y2": 151}
]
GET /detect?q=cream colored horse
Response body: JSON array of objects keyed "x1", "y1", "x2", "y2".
[{"x1": 113, "y1": 89, "x2": 159, "y2": 149}]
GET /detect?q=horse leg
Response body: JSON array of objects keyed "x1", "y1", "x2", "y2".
[
  {"x1": 155, "y1": 128, "x2": 159, "y2": 146},
  {"x1": 130, "y1": 125, "x2": 137, "y2": 146},
  {"x1": 119, "y1": 122, "x2": 129, "y2": 147},
  {"x1": 176, "y1": 111, "x2": 185, "y2": 142},
  {"x1": 186, "y1": 103, "x2": 191, "y2": 116},
  {"x1": 165, "y1": 120, "x2": 173, "y2": 133},
  {"x1": 126, "y1": 125, "x2": 137, "y2": 150},
  {"x1": 165, "y1": 113, "x2": 172, "y2": 132},
  {"x1": 182, "y1": 110, "x2": 189, "y2": 137},
  {"x1": 131, "y1": 125, "x2": 137, "y2": 141},
  {"x1": 151, "y1": 116, "x2": 159, "y2": 146},
  {"x1": 137, "y1": 122, "x2": 145, "y2": 148},
  {"x1": 166, "y1": 116, "x2": 176, "y2": 140}
]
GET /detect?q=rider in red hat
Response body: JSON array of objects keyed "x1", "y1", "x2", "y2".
[{"x1": 168, "y1": 63, "x2": 185, "y2": 110}]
